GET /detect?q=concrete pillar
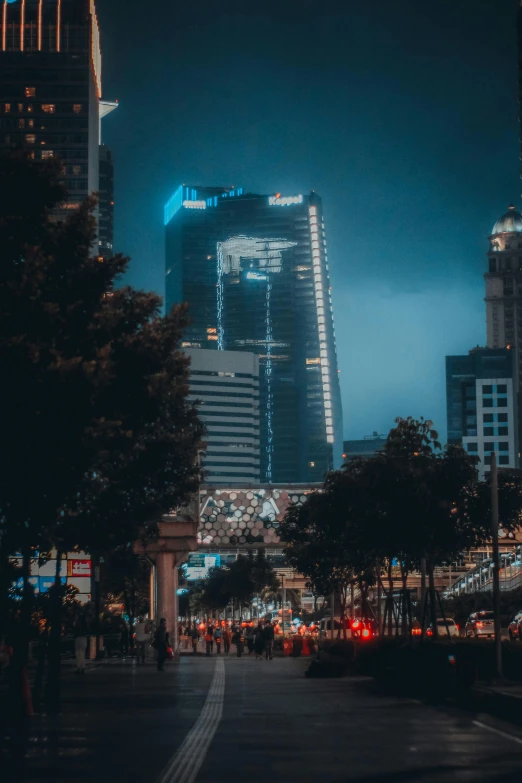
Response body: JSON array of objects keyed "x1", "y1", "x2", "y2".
[
  {"x1": 149, "y1": 564, "x2": 156, "y2": 620},
  {"x1": 156, "y1": 551, "x2": 176, "y2": 644}
]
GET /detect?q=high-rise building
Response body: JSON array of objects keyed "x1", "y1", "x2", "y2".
[
  {"x1": 185, "y1": 348, "x2": 260, "y2": 485},
  {"x1": 343, "y1": 433, "x2": 387, "y2": 461},
  {"x1": 98, "y1": 142, "x2": 114, "y2": 257},
  {"x1": 0, "y1": 0, "x2": 115, "y2": 245},
  {"x1": 165, "y1": 187, "x2": 343, "y2": 484},
  {"x1": 446, "y1": 347, "x2": 517, "y2": 478},
  {"x1": 485, "y1": 204, "x2": 522, "y2": 454}
]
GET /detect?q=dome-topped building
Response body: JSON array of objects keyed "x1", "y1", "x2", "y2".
[{"x1": 491, "y1": 204, "x2": 522, "y2": 236}]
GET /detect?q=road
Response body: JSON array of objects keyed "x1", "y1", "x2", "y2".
[{"x1": 12, "y1": 654, "x2": 522, "y2": 782}]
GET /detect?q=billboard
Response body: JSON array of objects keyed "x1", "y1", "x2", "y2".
[{"x1": 183, "y1": 552, "x2": 221, "y2": 581}]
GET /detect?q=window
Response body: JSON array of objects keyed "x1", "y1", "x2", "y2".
[
  {"x1": 25, "y1": 87, "x2": 36, "y2": 98},
  {"x1": 498, "y1": 413, "x2": 508, "y2": 422},
  {"x1": 499, "y1": 456, "x2": 510, "y2": 465},
  {"x1": 26, "y1": 105, "x2": 33, "y2": 113},
  {"x1": 497, "y1": 397, "x2": 507, "y2": 408},
  {"x1": 25, "y1": 134, "x2": 35, "y2": 144},
  {"x1": 4, "y1": 103, "x2": 10, "y2": 113},
  {"x1": 499, "y1": 442, "x2": 509, "y2": 452},
  {"x1": 73, "y1": 104, "x2": 82, "y2": 114},
  {"x1": 499, "y1": 426, "x2": 509, "y2": 436},
  {"x1": 483, "y1": 414, "x2": 494, "y2": 423},
  {"x1": 484, "y1": 456, "x2": 492, "y2": 465},
  {"x1": 41, "y1": 150, "x2": 54, "y2": 159},
  {"x1": 484, "y1": 442, "x2": 494, "y2": 452},
  {"x1": 28, "y1": 119, "x2": 34, "y2": 128},
  {"x1": 309, "y1": 461, "x2": 315, "y2": 467},
  {"x1": 483, "y1": 398, "x2": 493, "y2": 407},
  {"x1": 42, "y1": 104, "x2": 55, "y2": 114},
  {"x1": 17, "y1": 103, "x2": 23, "y2": 112},
  {"x1": 482, "y1": 385, "x2": 493, "y2": 394},
  {"x1": 483, "y1": 427, "x2": 494, "y2": 436},
  {"x1": 497, "y1": 384, "x2": 507, "y2": 394},
  {"x1": 466, "y1": 443, "x2": 478, "y2": 452},
  {"x1": 18, "y1": 119, "x2": 25, "y2": 128}
]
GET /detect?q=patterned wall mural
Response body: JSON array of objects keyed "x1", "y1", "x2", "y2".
[{"x1": 198, "y1": 487, "x2": 317, "y2": 546}]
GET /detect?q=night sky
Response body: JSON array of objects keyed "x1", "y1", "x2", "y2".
[{"x1": 97, "y1": 0, "x2": 520, "y2": 443}]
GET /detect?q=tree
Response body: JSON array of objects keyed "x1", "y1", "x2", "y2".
[{"x1": 0, "y1": 152, "x2": 203, "y2": 710}]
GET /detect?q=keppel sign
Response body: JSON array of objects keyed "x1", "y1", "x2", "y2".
[{"x1": 268, "y1": 194, "x2": 303, "y2": 206}]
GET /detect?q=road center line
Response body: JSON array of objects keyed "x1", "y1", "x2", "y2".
[
  {"x1": 473, "y1": 720, "x2": 522, "y2": 746},
  {"x1": 157, "y1": 658, "x2": 225, "y2": 783}
]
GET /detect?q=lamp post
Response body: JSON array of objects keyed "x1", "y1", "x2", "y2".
[{"x1": 490, "y1": 451, "x2": 503, "y2": 679}]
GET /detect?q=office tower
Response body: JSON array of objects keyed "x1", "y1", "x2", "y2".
[
  {"x1": 185, "y1": 348, "x2": 260, "y2": 485},
  {"x1": 98, "y1": 142, "x2": 114, "y2": 258},
  {"x1": 446, "y1": 347, "x2": 516, "y2": 478},
  {"x1": 485, "y1": 204, "x2": 522, "y2": 455},
  {"x1": 165, "y1": 187, "x2": 343, "y2": 484},
  {"x1": 0, "y1": 0, "x2": 115, "y2": 241}
]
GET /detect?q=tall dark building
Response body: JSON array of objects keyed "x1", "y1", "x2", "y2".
[
  {"x1": 446, "y1": 347, "x2": 517, "y2": 478},
  {"x1": 0, "y1": 0, "x2": 115, "y2": 243},
  {"x1": 98, "y1": 142, "x2": 114, "y2": 257},
  {"x1": 165, "y1": 187, "x2": 343, "y2": 484}
]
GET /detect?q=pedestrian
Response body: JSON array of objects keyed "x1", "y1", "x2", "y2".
[
  {"x1": 120, "y1": 620, "x2": 129, "y2": 658},
  {"x1": 232, "y1": 624, "x2": 244, "y2": 657},
  {"x1": 254, "y1": 622, "x2": 265, "y2": 659},
  {"x1": 263, "y1": 620, "x2": 275, "y2": 660},
  {"x1": 190, "y1": 624, "x2": 200, "y2": 654},
  {"x1": 153, "y1": 618, "x2": 169, "y2": 671},
  {"x1": 135, "y1": 616, "x2": 151, "y2": 664},
  {"x1": 246, "y1": 624, "x2": 255, "y2": 655},
  {"x1": 205, "y1": 626, "x2": 214, "y2": 656},
  {"x1": 73, "y1": 614, "x2": 88, "y2": 674},
  {"x1": 184, "y1": 624, "x2": 191, "y2": 650},
  {"x1": 214, "y1": 625, "x2": 222, "y2": 654},
  {"x1": 222, "y1": 625, "x2": 231, "y2": 654}
]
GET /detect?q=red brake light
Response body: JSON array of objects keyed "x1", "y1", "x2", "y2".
[
  {"x1": 455, "y1": 624, "x2": 459, "y2": 631},
  {"x1": 362, "y1": 628, "x2": 371, "y2": 638},
  {"x1": 476, "y1": 622, "x2": 484, "y2": 628},
  {"x1": 412, "y1": 628, "x2": 421, "y2": 636},
  {"x1": 427, "y1": 629, "x2": 433, "y2": 636},
  {"x1": 351, "y1": 620, "x2": 360, "y2": 628}
]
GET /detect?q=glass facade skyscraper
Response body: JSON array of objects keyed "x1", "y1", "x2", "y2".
[{"x1": 165, "y1": 186, "x2": 343, "y2": 484}]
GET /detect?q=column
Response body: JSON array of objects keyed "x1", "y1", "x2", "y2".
[{"x1": 156, "y1": 551, "x2": 176, "y2": 645}]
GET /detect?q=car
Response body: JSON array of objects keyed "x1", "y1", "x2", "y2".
[
  {"x1": 427, "y1": 618, "x2": 460, "y2": 638},
  {"x1": 465, "y1": 610, "x2": 495, "y2": 638},
  {"x1": 508, "y1": 610, "x2": 522, "y2": 642}
]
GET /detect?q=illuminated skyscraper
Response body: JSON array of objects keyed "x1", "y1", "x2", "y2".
[
  {"x1": 0, "y1": 0, "x2": 116, "y2": 246},
  {"x1": 165, "y1": 187, "x2": 343, "y2": 483}
]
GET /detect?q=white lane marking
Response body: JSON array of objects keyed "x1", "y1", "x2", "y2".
[
  {"x1": 157, "y1": 658, "x2": 225, "y2": 783},
  {"x1": 473, "y1": 720, "x2": 522, "y2": 746}
]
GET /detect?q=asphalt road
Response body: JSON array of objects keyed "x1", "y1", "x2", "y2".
[{"x1": 13, "y1": 654, "x2": 522, "y2": 782}]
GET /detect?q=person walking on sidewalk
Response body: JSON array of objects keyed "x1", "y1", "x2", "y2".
[
  {"x1": 135, "y1": 617, "x2": 150, "y2": 664},
  {"x1": 214, "y1": 625, "x2": 222, "y2": 654},
  {"x1": 222, "y1": 626, "x2": 231, "y2": 654},
  {"x1": 73, "y1": 614, "x2": 88, "y2": 674},
  {"x1": 190, "y1": 624, "x2": 200, "y2": 654},
  {"x1": 153, "y1": 618, "x2": 169, "y2": 671},
  {"x1": 263, "y1": 620, "x2": 275, "y2": 660},
  {"x1": 246, "y1": 624, "x2": 255, "y2": 655},
  {"x1": 232, "y1": 623, "x2": 244, "y2": 657},
  {"x1": 205, "y1": 625, "x2": 214, "y2": 656},
  {"x1": 254, "y1": 622, "x2": 265, "y2": 659}
]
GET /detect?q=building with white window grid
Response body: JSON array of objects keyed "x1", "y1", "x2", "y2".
[{"x1": 186, "y1": 349, "x2": 260, "y2": 485}]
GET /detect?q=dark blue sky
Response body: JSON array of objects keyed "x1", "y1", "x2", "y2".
[{"x1": 98, "y1": 0, "x2": 520, "y2": 442}]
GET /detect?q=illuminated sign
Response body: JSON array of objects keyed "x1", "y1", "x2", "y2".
[
  {"x1": 68, "y1": 559, "x2": 92, "y2": 578},
  {"x1": 183, "y1": 200, "x2": 206, "y2": 209},
  {"x1": 183, "y1": 552, "x2": 221, "y2": 581},
  {"x1": 269, "y1": 194, "x2": 303, "y2": 206},
  {"x1": 246, "y1": 271, "x2": 267, "y2": 281}
]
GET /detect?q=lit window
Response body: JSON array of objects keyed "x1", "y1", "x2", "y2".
[
  {"x1": 27, "y1": 105, "x2": 33, "y2": 113},
  {"x1": 25, "y1": 87, "x2": 36, "y2": 97},
  {"x1": 18, "y1": 119, "x2": 25, "y2": 128},
  {"x1": 25, "y1": 134, "x2": 36, "y2": 144},
  {"x1": 42, "y1": 104, "x2": 55, "y2": 114},
  {"x1": 206, "y1": 327, "x2": 217, "y2": 334},
  {"x1": 4, "y1": 103, "x2": 11, "y2": 113},
  {"x1": 41, "y1": 150, "x2": 54, "y2": 159},
  {"x1": 18, "y1": 104, "x2": 23, "y2": 112},
  {"x1": 28, "y1": 119, "x2": 34, "y2": 128},
  {"x1": 73, "y1": 104, "x2": 82, "y2": 114},
  {"x1": 309, "y1": 461, "x2": 315, "y2": 467},
  {"x1": 207, "y1": 335, "x2": 218, "y2": 341}
]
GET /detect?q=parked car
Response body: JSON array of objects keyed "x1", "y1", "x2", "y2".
[
  {"x1": 465, "y1": 610, "x2": 495, "y2": 638},
  {"x1": 508, "y1": 610, "x2": 522, "y2": 642},
  {"x1": 427, "y1": 618, "x2": 460, "y2": 638}
]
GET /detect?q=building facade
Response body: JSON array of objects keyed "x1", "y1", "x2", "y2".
[
  {"x1": 446, "y1": 348, "x2": 517, "y2": 478},
  {"x1": 186, "y1": 349, "x2": 260, "y2": 485},
  {"x1": 0, "y1": 0, "x2": 115, "y2": 250},
  {"x1": 166, "y1": 187, "x2": 343, "y2": 484},
  {"x1": 343, "y1": 433, "x2": 387, "y2": 461},
  {"x1": 485, "y1": 204, "x2": 522, "y2": 457}
]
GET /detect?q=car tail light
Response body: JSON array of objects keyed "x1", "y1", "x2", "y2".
[
  {"x1": 427, "y1": 629, "x2": 433, "y2": 636},
  {"x1": 412, "y1": 628, "x2": 422, "y2": 636},
  {"x1": 476, "y1": 622, "x2": 484, "y2": 628},
  {"x1": 351, "y1": 620, "x2": 360, "y2": 629},
  {"x1": 455, "y1": 624, "x2": 459, "y2": 631},
  {"x1": 362, "y1": 628, "x2": 371, "y2": 639}
]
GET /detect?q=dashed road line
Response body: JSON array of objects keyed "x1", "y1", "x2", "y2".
[{"x1": 157, "y1": 658, "x2": 225, "y2": 783}]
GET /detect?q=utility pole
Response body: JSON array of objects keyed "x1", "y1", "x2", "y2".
[
  {"x1": 491, "y1": 452, "x2": 503, "y2": 679},
  {"x1": 330, "y1": 592, "x2": 335, "y2": 640}
]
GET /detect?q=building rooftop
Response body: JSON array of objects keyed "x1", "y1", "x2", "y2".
[{"x1": 491, "y1": 204, "x2": 522, "y2": 235}]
